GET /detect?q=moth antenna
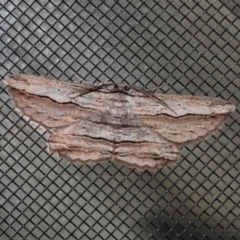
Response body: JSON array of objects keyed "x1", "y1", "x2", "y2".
[
  {"x1": 148, "y1": 82, "x2": 170, "y2": 92},
  {"x1": 74, "y1": 74, "x2": 95, "y2": 86},
  {"x1": 129, "y1": 85, "x2": 176, "y2": 114},
  {"x1": 68, "y1": 81, "x2": 175, "y2": 113}
]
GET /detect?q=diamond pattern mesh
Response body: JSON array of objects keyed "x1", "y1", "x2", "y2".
[{"x1": 0, "y1": 1, "x2": 239, "y2": 239}]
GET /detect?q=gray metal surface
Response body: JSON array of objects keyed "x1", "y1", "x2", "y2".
[{"x1": 0, "y1": 1, "x2": 239, "y2": 239}]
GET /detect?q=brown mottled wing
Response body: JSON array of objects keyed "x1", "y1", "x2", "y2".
[
  {"x1": 4, "y1": 74, "x2": 115, "y2": 163},
  {"x1": 113, "y1": 93, "x2": 235, "y2": 170},
  {"x1": 37, "y1": 91, "x2": 234, "y2": 170},
  {"x1": 4, "y1": 74, "x2": 235, "y2": 171},
  {"x1": 4, "y1": 74, "x2": 180, "y2": 170},
  {"x1": 129, "y1": 93, "x2": 235, "y2": 145},
  {"x1": 48, "y1": 94, "x2": 180, "y2": 170}
]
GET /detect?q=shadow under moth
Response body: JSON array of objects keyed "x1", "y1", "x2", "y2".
[{"x1": 4, "y1": 74, "x2": 235, "y2": 171}]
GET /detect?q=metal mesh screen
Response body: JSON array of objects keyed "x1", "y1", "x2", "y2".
[{"x1": 0, "y1": 1, "x2": 239, "y2": 239}]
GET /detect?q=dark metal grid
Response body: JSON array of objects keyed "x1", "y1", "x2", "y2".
[{"x1": 0, "y1": 0, "x2": 239, "y2": 239}]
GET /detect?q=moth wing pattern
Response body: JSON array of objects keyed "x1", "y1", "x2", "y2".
[
  {"x1": 5, "y1": 75, "x2": 116, "y2": 164},
  {"x1": 48, "y1": 90, "x2": 180, "y2": 170},
  {"x1": 4, "y1": 74, "x2": 235, "y2": 171}
]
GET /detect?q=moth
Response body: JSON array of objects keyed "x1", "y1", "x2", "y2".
[{"x1": 4, "y1": 74, "x2": 235, "y2": 171}]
